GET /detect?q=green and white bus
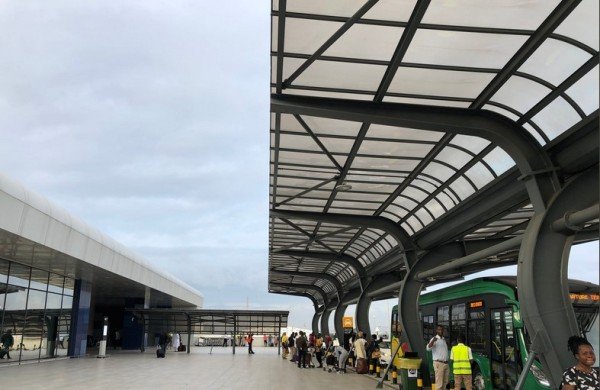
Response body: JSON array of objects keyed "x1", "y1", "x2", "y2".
[{"x1": 391, "y1": 276, "x2": 599, "y2": 390}]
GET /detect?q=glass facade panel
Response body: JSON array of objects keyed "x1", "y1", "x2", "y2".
[
  {"x1": 29, "y1": 268, "x2": 49, "y2": 291},
  {"x1": 47, "y1": 274, "x2": 64, "y2": 294},
  {"x1": 63, "y1": 278, "x2": 75, "y2": 296},
  {"x1": 0, "y1": 259, "x2": 8, "y2": 284},
  {"x1": 8, "y1": 263, "x2": 30, "y2": 288},
  {"x1": 0, "y1": 259, "x2": 74, "y2": 364}
]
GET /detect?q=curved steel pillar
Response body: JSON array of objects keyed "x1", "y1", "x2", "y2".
[
  {"x1": 312, "y1": 309, "x2": 322, "y2": 335},
  {"x1": 356, "y1": 273, "x2": 404, "y2": 338},
  {"x1": 355, "y1": 289, "x2": 372, "y2": 337},
  {"x1": 399, "y1": 243, "x2": 464, "y2": 359},
  {"x1": 320, "y1": 299, "x2": 338, "y2": 336},
  {"x1": 517, "y1": 167, "x2": 599, "y2": 387}
]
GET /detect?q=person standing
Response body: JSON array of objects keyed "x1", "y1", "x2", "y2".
[
  {"x1": 296, "y1": 331, "x2": 308, "y2": 368},
  {"x1": 247, "y1": 333, "x2": 255, "y2": 354},
  {"x1": 0, "y1": 329, "x2": 14, "y2": 359},
  {"x1": 427, "y1": 325, "x2": 450, "y2": 390},
  {"x1": 354, "y1": 331, "x2": 368, "y2": 374},
  {"x1": 157, "y1": 332, "x2": 168, "y2": 358},
  {"x1": 450, "y1": 335, "x2": 473, "y2": 390},
  {"x1": 315, "y1": 333, "x2": 324, "y2": 368},
  {"x1": 561, "y1": 336, "x2": 599, "y2": 389},
  {"x1": 289, "y1": 332, "x2": 296, "y2": 362},
  {"x1": 263, "y1": 334, "x2": 267, "y2": 347},
  {"x1": 172, "y1": 332, "x2": 180, "y2": 352},
  {"x1": 281, "y1": 332, "x2": 289, "y2": 359}
]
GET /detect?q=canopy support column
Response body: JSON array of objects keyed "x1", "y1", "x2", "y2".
[
  {"x1": 186, "y1": 314, "x2": 191, "y2": 355},
  {"x1": 518, "y1": 167, "x2": 598, "y2": 387},
  {"x1": 312, "y1": 311, "x2": 321, "y2": 335},
  {"x1": 355, "y1": 289, "x2": 372, "y2": 337},
  {"x1": 399, "y1": 244, "x2": 464, "y2": 359},
  {"x1": 320, "y1": 299, "x2": 338, "y2": 336},
  {"x1": 232, "y1": 315, "x2": 236, "y2": 355}
]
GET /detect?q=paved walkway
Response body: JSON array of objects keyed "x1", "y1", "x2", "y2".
[{"x1": 0, "y1": 347, "x2": 395, "y2": 389}]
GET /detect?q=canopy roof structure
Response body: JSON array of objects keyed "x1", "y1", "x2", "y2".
[
  {"x1": 268, "y1": 1, "x2": 598, "y2": 385},
  {"x1": 128, "y1": 309, "x2": 289, "y2": 339}
]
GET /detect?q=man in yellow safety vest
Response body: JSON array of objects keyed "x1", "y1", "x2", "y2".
[{"x1": 450, "y1": 335, "x2": 473, "y2": 390}]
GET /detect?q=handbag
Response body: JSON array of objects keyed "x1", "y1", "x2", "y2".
[{"x1": 356, "y1": 357, "x2": 368, "y2": 374}]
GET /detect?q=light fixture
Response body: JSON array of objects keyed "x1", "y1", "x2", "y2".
[{"x1": 335, "y1": 182, "x2": 352, "y2": 192}]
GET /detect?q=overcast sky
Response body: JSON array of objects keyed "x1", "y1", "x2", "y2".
[{"x1": 0, "y1": 1, "x2": 597, "y2": 333}]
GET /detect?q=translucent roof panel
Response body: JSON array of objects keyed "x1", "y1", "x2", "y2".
[
  {"x1": 404, "y1": 30, "x2": 528, "y2": 69},
  {"x1": 387, "y1": 67, "x2": 495, "y2": 99},
  {"x1": 519, "y1": 39, "x2": 592, "y2": 86},
  {"x1": 554, "y1": 0, "x2": 599, "y2": 51},
  {"x1": 421, "y1": 0, "x2": 560, "y2": 30},
  {"x1": 270, "y1": 0, "x2": 599, "y2": 296},
  {"x1": 566, "y1": 65, "x2": 599, "y2": 115}
]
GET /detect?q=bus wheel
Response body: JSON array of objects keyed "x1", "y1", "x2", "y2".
[{"x1": 472, "y1": 367, "x2": 486, "y2": 390}]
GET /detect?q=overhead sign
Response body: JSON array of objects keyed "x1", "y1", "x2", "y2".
[
  {"x1": 342, "y1": 316, "x2": 353, "y2": 328},
  {"x1": 570, "y1": 293, "x2": 600, "y2": 304},
  {"x1": 469, "y1": 300, "x2": 484, "y2": 309}
]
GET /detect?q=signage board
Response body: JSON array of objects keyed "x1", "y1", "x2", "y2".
[{"x1": 342, "y1": 316, "x2": 353, "y2": 329}]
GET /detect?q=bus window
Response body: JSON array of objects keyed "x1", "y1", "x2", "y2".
[
  {"x1": 450, "y1": 303, "x2": 466, "y2": 344},
  {"x1": 437, "y1": 306, "x2": 449, "y2": 332},
  {"x1": 468, "y1": 306, "x2": 486, "y2": 352},
  {"x1": 423, "y1": 315, "x2": 435, "y2": 342},
  {"x1": 391, "y1": 310, "x2": 402, "y2": 339}
]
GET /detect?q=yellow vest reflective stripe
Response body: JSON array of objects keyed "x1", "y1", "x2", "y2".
[{"x1": 452, "y1": 344, "x2": 471, "y2": 375}]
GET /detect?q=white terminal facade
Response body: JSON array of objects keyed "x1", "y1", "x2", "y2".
[{"x1": 0, "y1": 172, "x2": 203, "y2": 363}]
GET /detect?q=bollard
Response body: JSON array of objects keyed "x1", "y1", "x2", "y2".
[
  {"x1": 417, "y1": 378, "x2": 423, "y2": 389},
  {"x1": 392, "y1": 369, "x2": 398, "y2": 384},
  {"x1": 369, "y1": 363, "x2": 374, "y2": 374},
  {"x1": 376, "y1": 364, "x2": 381, "y2": 378}
]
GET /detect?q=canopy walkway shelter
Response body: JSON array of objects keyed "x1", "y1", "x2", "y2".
[{"x1": 268, "y1": 1, "x2": 598, "y2": 387}]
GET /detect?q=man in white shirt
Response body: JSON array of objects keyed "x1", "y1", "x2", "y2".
[{"x1": 426, "y1": 325, "x2": 449, "y2": 390}]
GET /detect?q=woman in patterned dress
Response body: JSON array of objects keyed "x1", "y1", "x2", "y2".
[{"x1": 561, "y1": 336, "x2": 599, "y2": 389}]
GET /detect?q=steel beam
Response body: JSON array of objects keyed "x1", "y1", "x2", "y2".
[
  {"x1": 312, "y1": 311, "x2": 321, "y2": 335},
  {"x1": 270, "y1": 290, "x2": 319, "y2": 311},
  {"x1": 271, "y1": 209, "x2": 416, "y2": 268},
  {"x1": 415, "y1": 114, "x2": 597, "y2": 248},
  {"x1": 271, "y1": 94, "x2": 560, "y2": 212},
  {"x1": 398, "y1": 243, "x2": 465, "y2": 361},
  {"x1": 275, "y1": 249, "x2": 367, "y2": 280},
  {"x1": 320, "y1": 298, "x2": 339, "y2": 336},
  {"x1": 334, "y1": 298, "x2": 348, "y2": 342},
  {"x1": 271, "y1": 270, "x2": 343, "y2": 294},
  {"x1": 356, "y1": 273, "x2": 404, "y2": 337},
  {"x1": 471, "y1": 0, "x2": 581, "y2": 109},
  {"x1": 269, "y1": 282, "x2": 329, "y2": 306},
  {"x1": 416, "y1": 236, "x2": 523, "y2": 280},
  {"x1": 552, "y1": 203, "x2": 599, "y2": 234},
  {"x1": 517, "y1": 167, "x2": 599, "y2": 387}
]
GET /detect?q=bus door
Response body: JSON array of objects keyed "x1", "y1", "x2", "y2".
[{"x1": 490, "y1": 309, "x2": 519, "y2": 389}]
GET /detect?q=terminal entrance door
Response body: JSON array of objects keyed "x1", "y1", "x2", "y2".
[{"x1": 490, "y1": 309, "x2": 519, "y2": 389}]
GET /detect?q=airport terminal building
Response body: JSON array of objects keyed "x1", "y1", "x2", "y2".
[{"x1": 0, "y1": 173, "x2": 204, "y2": 364}]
